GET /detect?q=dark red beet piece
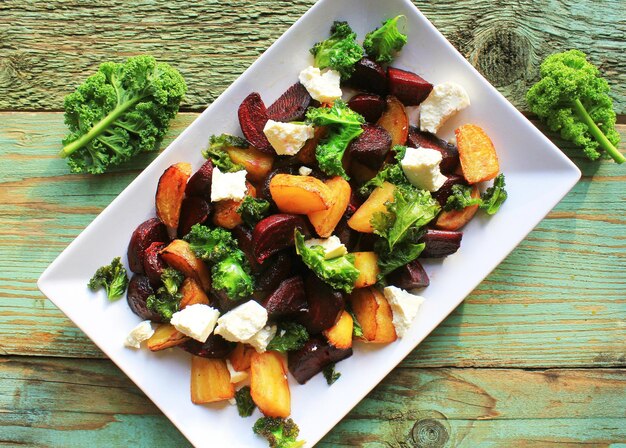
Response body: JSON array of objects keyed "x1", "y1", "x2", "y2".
[
  {"x1": 143, "y1": 242, "x2": 167, "y2": 287},
  {"x1": 179, "y1": 334, "x2": 236, "y2": 358},
  {"x1": 433, "y1": 175, "x2": 466, "y2": 206},
  {"x1": 348, "y1": 124, "x2": 392, "y2": 170},
  {"x1": 387, "y1": 259, "x2": 430, "y2": 289},
  {"x1": 407, "y1": 127, "x2": 459, "y2": 174},
  {"x1": 231, "y1": 225, "x2": 262, "y2": 273},
  {"x1": 262, "y1": 276, "x2": 307, "y2": 319},
  {"x1": 127, "y1": 274, "x2": 162, "y2": 322},
  {"x1": 348, "y1": 58, "x2": 388, "y2": 95},
  {"x1": 254, "y1": 252, "x2": 294, "y2": 296},
  {"x1": 127, "y1": 218, "x2": 169, "y2": 274},
  {"x1": 288, "y1": 337, "x2": 353, "y2": 384},
  {"x1": 419, "y1": 230, "x2": 463, "y2": 258},
  {"x1": 252, "y1": 214, "x2": 310, "y2": 264},
  {"x1": 185, "y1": 160, "x2": 214, "y2": 200},
  {"x1": 178, "y1": 196, "x2": 211, "y2": 238},
  {"x1": 298, "y1": 274, "x2": 344, "y2": 334},
  {"x1": 267, "y1": 83, "x2": 312, "y2": 122},
  {"x1": 387, "y1": 67, "x2": 433, "y2": 106},
  {"x1": 347, "y1": 93, "x2": 386, "y2": 123},
  {"x1": 333, "y1": 217, "x2": 359, "y2": 252},
  {"x1": 238, "y1": 92, "x2": 272, "y2": 153}
]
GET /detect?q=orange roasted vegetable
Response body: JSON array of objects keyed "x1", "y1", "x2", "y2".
[
  {"x1": 226, "y1": 146, "x2": 273, "y2": 182},
  {"x1": 349, "y1": 287, "x2": 397, "y2": 344},
  {"x1": 146, "y1": 323, "x2": 189, "y2": 351},
  {"x1": 179, "y1": 277, "x2": 210, "y2": 309},
  {"x1": 156, "y1": 162, "x2": 192, "y2": 234},
  {"x1": 250, "y1": 351, "x2": 291, "y2": 418},
  {"x1": 307, "y1": 176, "x2": 351, "y2": 238},
  {"x1": 212, "y1": 182, "x2": 256, "y2": 229},
  {"x1": 323, "y1": 310, "x2": 354, "y2": 349},
  {"x1": 352, "y1": 252, "x2": 380, "y2": 288},
  {"x1": 160, "y1": 239, "x2": 211, "y2": 291},
  {"x1": 229, "y1": 343, "x2": 256, "y2": 372},
  {"x1": 347, "y1": 182, "x2": 395, "y2": 233},
  {"x1": 190, "y1": 356, "x2": 234, "y2": 404},
  {"x1": 456, "y1": 124, "x2": 500, "y2": 184},
  {"x1": 269, "y1": 174, "x2": 333, "y2": 214},
  {"x1": 435, "y1": 184, "x2": 480, "y2": 230},
  {"x1": 377, "y1": 96, "x2": 408, "y2": 147}
]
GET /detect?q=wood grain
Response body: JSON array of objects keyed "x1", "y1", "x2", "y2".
[
  {"x1": 1, "y1": 357, "x2": 624, "y2": 447},
  {"x1": 0, "y1": 112, "x2": 624, "y2": 367},
  {"x1": 0, "y1": 0, "x2": 624, "y2": 113}
]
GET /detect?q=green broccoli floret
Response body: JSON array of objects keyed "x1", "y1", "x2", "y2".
[
  {"x1": 295, "y1": 230, "x2": 359, "y2": 293},
  {"x1": 306, "y1": 101, "x2": 365, "y2": 179},
  {"x1": 202, "y1": 134, "x2": 248, "y2": 172},
  {"x1": 146, "y1": 268, "x2": 184, "y2": 320},
  {"x1": 322, "y1": 363, "x2": 341, "y2": 385},
  {"x1": 359, "y1": 145, "x2": 409, "y2": 195},
  {"x1": 267, "y1": 322, "x2": 309, "y2": 353},
  {"x1": 237, "y1": 196, "x2": 271, "y2": 228},
  {"x1": 88, "y1": 256, "x2": 129, "y2": 301},
  {"x1": 234, "y1": 386, "x2": 256, "y2": 417},
  {"x1": 444, "y1": 174, "x2": 508, "y2": 216},
  {"x1": 526, "y1": 50, "x2": 623, "y2": 163},
  {"x1": 310, "y1": 21, "x2": 363, "y2": 80},
  {"x1": 253, "y1": 417, "x2": 305, "y2": 448},
  {"x1": 363, "y1": 15, "x2": 408, "y2": 64},
  {"x1": 184, "y1": 224, "x2": 254, "y2": 300},
  {"x1": 60, "y1": 55, "x2": 187, "y2": 174}
]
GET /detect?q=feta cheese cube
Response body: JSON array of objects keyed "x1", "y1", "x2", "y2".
[
  {"x1": 401, "y1": 147, "x2": 447, "y2": 192},
  {"x1": 298, "y1": 66, "x2": 342, "y2": 103},
  {"x1": 246, "y1": 325, "x2": 277, "y2": 353},
  {"x1": 383, "y1": 286, "x2": 425, "y2": 337},
  {"x1": 226, "y1": 359, "x2": 249, "y2": 383},
  {"x1": 304, "y1": 235, "x2": 347, "y2": 259},
  {"x1": 214, "y1": 300, "x2": 268, "y2": 343},
  {"x1": 124, "y1": 320, "x2": 154, "y2": 349},
  {"x1": 263, "y1": 120, "x2": 315, "y2": 156},
  {"x1": 170, "y1": 304, "x2": 220, "y2": 342},
  {"x1": 299, "y1": 166, "x2": 313, "y2": 176},
  {"x1": 210, "y1": 167, "x2": 248, "y2": 202},
  {"x1": 419, "y1": 82, "x2": 470, "y2": 134}
]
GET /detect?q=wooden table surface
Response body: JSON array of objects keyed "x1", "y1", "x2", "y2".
[{"x1": 1, "y1": 0, "x2": 624, "y2": 446}]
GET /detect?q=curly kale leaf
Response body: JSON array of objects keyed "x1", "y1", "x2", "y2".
[
  {"x1": 61, "y1": 55, "x2": 186, "y2": 174},
  {"x1": 359, "y1": 145, "x2": 409, "y2": 196},
  {"x1": 184, "y1": 224, "x2": 239, "y2": 263},
  {"x1": 202, "y1": 134, "x2": 248, "y2": 172},
  {"x1": 310, "y1": 21, "x2": 363, "y2": 80},
  {"x1": 267, "y1": 322, "x2": 309, "y2": 353},
  {"x1": 253, "y1": 417, "x2": 305, "y2": 448},
  {"x1": 235, "y1": 386, "x2": 256, "y2": 417},
  {"x1": 322, "y1": 363, "x2": 341, "y2": 385},
  {"x1": 146, "y1": 268, "x2": 184, "y2": 320},
  {"x1": 88, "y1": 256, "x2": 129, "y2": 301},
  {"x1": 237, "y1": 196, "x2": 271, "y2": 228},
  {"x1": 444, "y1": 174, "x2": 507, "y2": 215},
  {"x1": 363, "y1": 15, "x2": 408, "y2": 64}
]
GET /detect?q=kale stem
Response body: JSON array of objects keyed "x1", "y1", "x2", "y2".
[
  {"x1": 572, "y1": 98, "x2": 625, "y2": 164},
  {"x1": 58, "y1": 98, "x2": 142, "y2": 158}
]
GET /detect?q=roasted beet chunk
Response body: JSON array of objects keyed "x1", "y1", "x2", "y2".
[
  {"x1": 179, "y1": 334, "x2": 236, "y2": 358},
  {"x1": 348, "y1": 57, "x2": 388, "y2": 95},
  {"x1": 348, "y1": 124, "x2": 392, "y2": 170},
  {"x1": 433, "y1": 175, "x2": 466, "y2": 206},
  {"x1": 267, "y1": 83, "x2": 312, "y2": 122},
  {"x1": 288, "y1": 337, "x2": 353, "y2": 384},
  {"x1": 185, "y1": 160, "x2": 214, "y2": 200},
  {"x1": 298, "y1": 274, "x2": 345, "y2": 334},
  {"x1": 252, "y1": 214, "x2": 310, "y2": 264},
  {"x1": 387, "y1": 67, "x2": 433, "y2": 106},
  {"x1": 387, "y1": 259, "x2": 430, "y2": 289},
  {"x1": 231, "y1": 225, "x2": 262, "y2": 273},
  {"x1": 407, "y1": 127, "x2": 459, "y2": 174},
  {"x1": 254, "y1": 252, "x2": 294, "y2": 296},
  {"x1": 238, "y1": 92, "x2": 272, "y2": 153},
  {"x1": 142, "y1": 242, "x2": 167, "y2": 287},
  {"x1": 262, "y1": 276, "x2": 307, "y2": 319},
  {"x1": 127, "y1": 218, "x2": 169, "y2": 274},
  {"x1": 178, "y1": 196, "x2": 211, "y2": 238},
  {"x1": 127, "y1": 274, "x2": 161, "y2": 321},
  {"x1": 419, "y1": 230, "x2": 463, "y2": 258},
  {"x1": 347, "y1": 93, "x2": 386, "y2": 123}
]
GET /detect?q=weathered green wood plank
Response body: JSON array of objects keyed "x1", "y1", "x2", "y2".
[
  {"x1": 0, "y1": 0, "x2": 624, "y2": 113},
  {"x1": 1, "y1": 357, "x2": 624, "y2": 447},
  {"x1": 0, "y1": 112, "x2": 624, "y2": 367}
]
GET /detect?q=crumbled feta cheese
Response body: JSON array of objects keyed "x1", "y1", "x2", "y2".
[
  {"x1": 298, "y1": 66, "x2": 342, "y2": 103},
  {"x1": 214, "y1": 301, "x2": 268, "y2": 343},
  {"x1": 419, "y1": 82, "x2": 470, "y2": 134},
  {"x1": 226, "y1": 359, "x2": 249, "y2": 383},
  {"x1": 401, "y1": 147, "x2": 447, "y2": 192},
  {"x1": 246, "y1": 325, "x2": 277, "y2": 353},
  {"x1": 383, "y1": 286, "x2": 425, "y2": 337},
  {"x1": 263, "y1": 120, "x2": 314, "y2": 156},
  {"x1": 299, "y1": 166, "x2": 313, "y2": 176},
  {"x1": 124, "y1": 320, "x2": 154, "y2": 349},
  {"x1": 210, "y1": 167, "x2": 248, "y2": 202},
  {"x1": 304, "y1": 235, "x2": 347, "y2": 259},
  {"x1": 170, "y1": 304, "x2": 220, "y2": 342}
]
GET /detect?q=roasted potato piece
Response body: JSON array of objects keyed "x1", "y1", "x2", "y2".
[
  {"x1": 307, "y1": 176, "x2": 351, "y2": 238},
  {"x1": 179, "y1": 277, "x2": 210, "y2": 309},
  {"x1": 376, "y1": 96, "x2": 408, "y2": 147},
  {"x1": 160, "y1": 239, "x2": 211, "y2": 291},
  {"x1": 147, "y1": 323, "x2": 189, "y2": 351},
  {"x1": 212, "y1": 182, "x2": 256, "y2": 229},
  {"x1": 190, "y1": 356, "x2": 235, "y2": 404},
  {"x1": 269, "y1": 174, "x2": 333, "y2": 214},
  {"x1": 229, "y1": 343, "x2": 256, "y2": 372},
  {"x1": 156, "y1": 162, "x2": 192, "y2": 232},
  {"x1": 456, "y1": 124, "x2": 500, "y2": 184},
  {"x1": 349, "y1": 287, "x2": 397, "y2": 343},
  {"x1": 352, "y1": 251, "x2": 379, "y2": 288},
  {"x1": 323, "y1": 310, "x2": 354, "y2": 349},
  {"x1": 435, "y1": 185, "x2": 480, "y2": 231},
  {"x1": 347, "y1": 182, "x2": 395, "y2": 233},
  {"x1": 226, "y1": 146, "x2": 274, "y2": 182},
  {"x1": 250, "y1": 351, "x2": 291, "y2": 418}
]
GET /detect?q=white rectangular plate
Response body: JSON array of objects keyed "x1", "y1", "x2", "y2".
[{"x1": 38, "y1": 0, "x2": 581, "y2": 446}]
